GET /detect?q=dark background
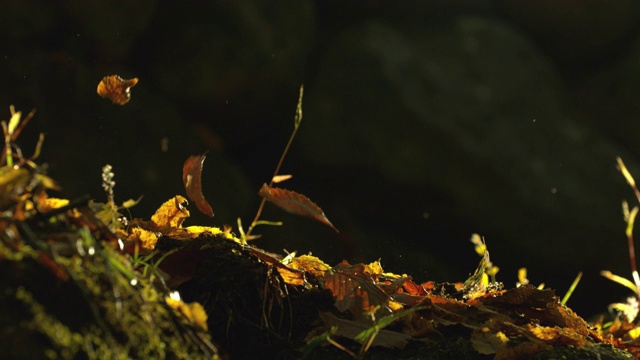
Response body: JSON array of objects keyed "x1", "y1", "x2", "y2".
[{"x1": 2, "y1": 0, "x2": 640, "y2": 318}]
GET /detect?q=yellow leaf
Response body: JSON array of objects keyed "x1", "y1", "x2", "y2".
[
  {"x1": 517, "y1": 267, "x2": 529, "y2": 286},
  {"x1": 470, "y1": 233, "x2": 486, "y2": 255},
  {"x1": 601, "y1": 270, "x2": 638, "y2": 293},
  {"x1": 130, "y1": 227, "x2": 159, "y2": 250},
  {"x1": 185, "y1": 225, "x2": 241, "y2": 243},
  {"x1": 388, "y1": 300, "x2": 404, "y2": 311},
  {"x1": 151, "y1": 195, "x2": 190, "y2": 228},
  {"x1": 486, "y1": 266, "x2": 499, "y2": 277},
  {"x1": 120, "y1": 196, "x2": 143, "y2": 209},
  {"x1": 165, "y1": 292, "x2": 182, "y2": 310},
  {"x1": 617, "y1": 157, "x2": 636, "y2": 188},
  {"x1": 277, "y1": 266, "x2": 305, "y2": 286},
  {"x1": 34, "y1": 174, "x2": 61, "y2": 191},
  {"x1": 289, "y1": 254, "x2": 331, "y2": 278},
  {"x1": 364, "y1": 260, "x2": 384, "y2": 278},
  {"x1": 7, "y1": 106, "x2": 21, "y2": 135},
  {"x1": 165, "y1": 294, "x2": 208, "y2": 331},
  {"x1": 185, "y1": 225, "x2": 223, "y2": 236},
  {"x1": 627, "y1": 206, "x2": 639, "y2": 237},
  {"x1": 187, "y1": 302, "x2": 208, "y2": 332},
  {"x1": 37, "y1": 197, "x2": 69, "y2": 212},
  {"x1": 627, "y1": 326, "x2": 640, "y2": 340}
]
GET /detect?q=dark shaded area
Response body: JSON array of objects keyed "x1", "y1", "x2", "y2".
[{"x1": 2, "y1": 0, "x2": 640, "y2": 322}]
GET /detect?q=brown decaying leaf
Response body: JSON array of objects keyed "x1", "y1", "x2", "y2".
[
  {"x1": 322, "y1": 260, "x2": 391, "y2": 319},
  {"x1": 182, "y1": 154, "x2": 214, "y2": 217},
  {"x1": 258, "y1": 183, "x2": 338, "y2": 232},
  {"x1": 96, "y1": 75, "x2": 139, "y2": 105}
]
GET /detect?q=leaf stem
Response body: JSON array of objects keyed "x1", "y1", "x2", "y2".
[{"x1": 245, "y1": 85, "x2": 304, "y2": 240}]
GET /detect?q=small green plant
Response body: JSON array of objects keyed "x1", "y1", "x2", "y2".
[{"x1": 600, "y1": 157, "x2": 640, "y2": 326}]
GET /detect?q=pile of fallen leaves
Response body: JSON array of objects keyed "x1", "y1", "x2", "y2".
[{"x1": 3, "y1": 97, "x2": 640, "y2": 360}]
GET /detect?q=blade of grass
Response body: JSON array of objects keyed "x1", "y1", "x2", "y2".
[{"x1": 561, "y1": 271, "x2": 583, "y2": 306}]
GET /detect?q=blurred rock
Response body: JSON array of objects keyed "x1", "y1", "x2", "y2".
[
  {"x1": 573, "y1": 33, "x2": 640, "y2": 162},
  {"x1": 300, "y1": 15, "x2": 637, "y2": 314},
  {"x1": 501, "y1": 0, "x2": 640, "y2": 67}
]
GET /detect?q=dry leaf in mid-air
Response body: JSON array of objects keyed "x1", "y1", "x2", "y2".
[
  {"x1": 97, "y1": 75, "x2": 139, "y2": 105},
  {"x1": 182, "y1": 154, "x2": 214, "y2": 217},
  {"x1": 258, "y1": 183, "x2": 338, "y2": 232}
]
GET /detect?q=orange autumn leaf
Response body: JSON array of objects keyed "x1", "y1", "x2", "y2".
[
  {"x1": 402, "y1": 277, "x2": 429, "y2": 297},
  {"x1": 258, "y1": 183, "x2": 338, "y2": 232},
  {"x1": 277, "y1": 266, "x2": 306, "y2": 286},
  {"x1": 96, "y1": 75, "x2": 139, "y2": 105},
  {"x1": 182, "y1": 154, "x2": 214, "y2": 218}
]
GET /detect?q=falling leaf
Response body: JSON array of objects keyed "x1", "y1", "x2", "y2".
[
  {"x1": 96, "y1": 75, "x2": 139, "y2": 105},
  {"x1": 182, "y1": 154, "x2": 214, "y2": 217},
  {"x1": 258, "y1": 183, "x2": 338, "y2": 232}
]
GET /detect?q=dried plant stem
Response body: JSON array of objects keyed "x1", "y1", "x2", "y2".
[
  {"x1": 244, "y1": 85, "x2": 304, "y2": 240},
  {"x1": 618, "y1": 157, "x2": 640, "y2": 291}
]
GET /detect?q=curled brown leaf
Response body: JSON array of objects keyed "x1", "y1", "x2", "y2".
[{"x1": 96, "y1": 75, "x2": 138, "y2": 105}]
